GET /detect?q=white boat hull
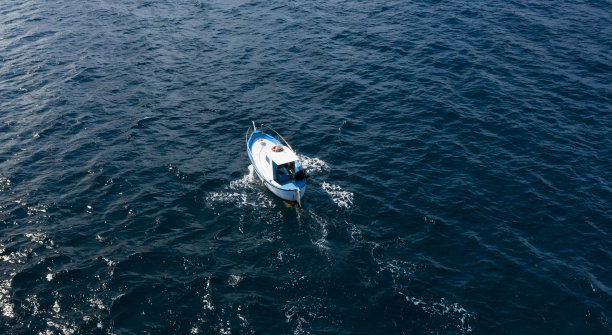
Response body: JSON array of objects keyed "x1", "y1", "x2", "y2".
[{"x1": 253, "y1": 167, "x2": 306, "y2": 202}]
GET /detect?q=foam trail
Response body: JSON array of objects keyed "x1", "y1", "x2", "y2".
[
  {"x1": 206, "y1": 165, "x2": 274, "y2": 208},
  {"x1": 298, "y1": 154, "x2": 330, "y2": 174},
  {"x1": 229, "y1": 165, "x2": 256, "y2": 189},
  {"x1": 304, "y1": 211, "x2": 330, "y2": 251},
  {"x1": 321, "y1": 181, "x2": 354, "y2": 209}
]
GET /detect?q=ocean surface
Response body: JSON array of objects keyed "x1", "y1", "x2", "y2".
[{"x1": 1, "y1": 0, "x2": 611, "y2": 333}]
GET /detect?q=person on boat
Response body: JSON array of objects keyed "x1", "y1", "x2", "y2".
[
  {"x1": 276, "y1": 162, "x2": 298, "y2": 184},
  {"x1": 276, "y1": 165, "x2": 291, "y2": 184}
]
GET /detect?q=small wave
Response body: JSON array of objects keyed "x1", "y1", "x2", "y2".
[
  {"x1": 27, "y1": 204, "x2": 48, "y2": 216},
  {"x1": 24, "y1": 232, "x2": 53, "y2": 247},
  {"x1": 102, "y1": 256, "x2": 117, "y2": 277},
  {"x1": 52, "y1": 300, "x2": 61, "y2": 313},
  {"x1": 202, "y1": 278, "x2": 214, "y2": 311},
  {"x1": 284, "y1": 297, "x2": 331, "y2": 335},
  {"x1": 167, "y1": 163, "x2": 188, "y2": 180},
  {"x1": 43, "y1": 319, "x2": 78, "y2": 335},
  {"x1": 25, "y1": 295, "x2": 39, "y2": 315},
  {"x1": 403, "y1": 295, "x2": 475, "y2": 334},
  {"x1": 228, "y1": 274, "x2": 242, "y2": 287},
  {"x1": 0, "y1": 177, "x2": 10, "y2": 192},
  {"x1": 321, "y1": 181, "x2": 354, "y2": 209},
  {"x1": 0, "y1": 240, "x2": 30, "y2": 318},
  {"x1": 236, "y1": 305, "x2": 250, "y2": 330},
  {"x1": 12, "y1": 199, "x2": 49, "y2": 218},
  {"x1": 378, "y1": 259, "x2": 418, "y2": 284},
  {"x1": 347, "y1": 220, "x2": 363, "y2": 242},
  {"x1": 190, "y1": 279, "x2": 253, "y2": 334},
  {"x1": 0, "y1": 276, "x2": 15, "y2": 318},
  {"x1": 88, "y1": 297, "x2": 106, "y2": 311},
  {"x1": 276, "y1": 249, "x2": 297, "y2": 263},
  {"x1": 0, "y1": 248, "x2": 32, "y2": 264}
]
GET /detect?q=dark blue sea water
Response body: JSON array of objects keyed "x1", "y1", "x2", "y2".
[{"x1": 1, "y1": 0, "x2": 611, "y2": 333}]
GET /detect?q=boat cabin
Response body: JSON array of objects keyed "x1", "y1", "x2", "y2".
[
  {"x1": 263, "y1": 144, "x2": 302, "y2": 185},
  {"x1": 276, "y1": 161, "x2": 296, "y2": 184}
]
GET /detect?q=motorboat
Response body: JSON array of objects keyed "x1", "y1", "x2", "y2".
[{"x1": 246, "y1": 122, "x2": 308, "y2": 206}]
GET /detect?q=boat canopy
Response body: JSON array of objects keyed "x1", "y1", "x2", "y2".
[{"x1": 269, "y1": 146, "x2": 299, "y2": 165}]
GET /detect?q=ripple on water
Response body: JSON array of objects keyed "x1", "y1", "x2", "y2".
[
  {"x1": 402, "y1": 295, "x2": 475, "y2": 334},
  {"x1": 0, "y1": 0, "x2": 610, "y2": 333},
  {"x1": 321, "y1": 181, "x2": 354, "y2": 210}
]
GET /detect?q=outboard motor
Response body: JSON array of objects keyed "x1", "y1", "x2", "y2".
[{"x1": 295, "y1": 169, "x2": 309, "y2": 181}]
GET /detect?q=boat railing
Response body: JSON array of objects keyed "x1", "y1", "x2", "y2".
[
  {"x1": 246, "y1": 122, "x2": 295, "y2": 153},
  {"x1": 245, "y1": 124, "x2": 254, "y2": 148},
  {"x1": 270, "y1": 128, "x2": 295, "y2": 152}
]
